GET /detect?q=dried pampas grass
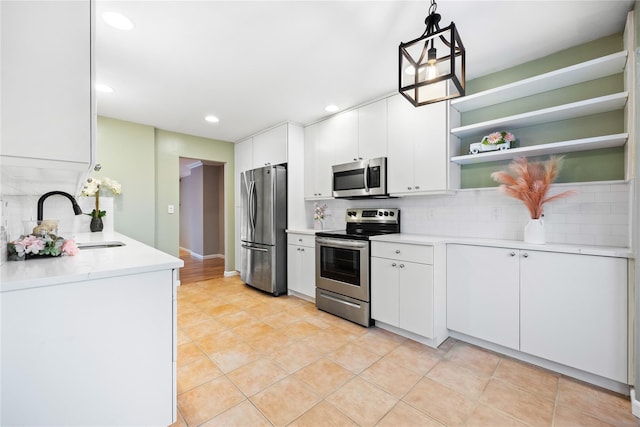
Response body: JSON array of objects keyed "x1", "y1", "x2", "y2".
[{"x1": 490, "y1": 156, "x2": 575, "y2": 219}]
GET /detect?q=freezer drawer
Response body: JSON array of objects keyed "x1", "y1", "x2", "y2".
[{"x1": 240, "y1": 242, "x2": 286, "y2": 296}]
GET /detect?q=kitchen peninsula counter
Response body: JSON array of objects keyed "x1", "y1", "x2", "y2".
[{"x1": 1, "y1": 231, "x2": 183, "y2": 292}]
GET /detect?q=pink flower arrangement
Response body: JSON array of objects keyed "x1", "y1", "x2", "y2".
[
  {"x1": 7, "y1": 235, "x2": 79, "y2": 260},
  {"x1": 482, "y1": 131, "x2": 516, "y2": 145},
  {"x1": 491, "y1": 156, "x2": 575, "y2": 219}
]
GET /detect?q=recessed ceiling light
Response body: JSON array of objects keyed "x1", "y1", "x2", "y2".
[
  {"x1": 95, "y1": 83, "x2": 114, "y2": 93},
  {"x1": 205, "y1": 115, "x2": 219, "y2": 123},
  {"x1": 102, "y1": 11, "x2": 134, "y2": 31},
  {"x1": 325, "y1": 104, "x2": 339, "y2": 113}
]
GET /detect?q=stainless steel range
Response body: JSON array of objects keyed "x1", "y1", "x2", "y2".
[{"x1": 315, "y1": 208, "x2": 400, "y2": 326}]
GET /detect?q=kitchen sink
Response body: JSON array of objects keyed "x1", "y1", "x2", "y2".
[{"x1": 77, "y1": 241, "x2": 126, "y2": 250}]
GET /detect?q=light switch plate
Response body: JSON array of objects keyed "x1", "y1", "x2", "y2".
[{"x1": 168, "y1": 205, "x2": 175, "y2": 214}]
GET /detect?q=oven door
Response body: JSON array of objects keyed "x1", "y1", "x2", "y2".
[{"x1": 315, "y1": 236, "x2": 369, "y2": 301}]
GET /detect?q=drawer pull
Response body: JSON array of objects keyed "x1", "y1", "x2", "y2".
[
  {"x1": 399, "y1": 264, "x2": 405, "y2": 268},
  {"x1": 510, "y1": 252, "x2": 516, "y2": 257},
  {"x1": 392, "y1": 263, "x2": 397, "y2": 267},
  {"x1": 523, "y1": 253, "x2": 529, "y2": 258},
  {"x1": 395, "y1": 249, "x2": 401, "y2": 254}
]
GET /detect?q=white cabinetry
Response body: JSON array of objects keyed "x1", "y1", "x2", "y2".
[
  {"x1": 252, "y1": 125, "x2": 288, "y2": 167},
  {"x1": 0, "y1": 0, "x2": 94, "y2": 195},
  {"x1": 304, "y1": 123, "x2": 334, "y2": 199},
  {"x1": 328, "y1": 110, "x2": 359, "y2": 165},
  {"x1": 357, "y1": 99, "x2": 388, "y2": 161},
  {"x1": 520, "y1": 250, "x2": 627, "y2": 383},
  {"x1": 446, "y1": 244, "x2": 628, "y2": 383},
  {"x1": 287, "y1": 233, "x2": 316, "y2": 300},
  {"x1": 387, "y1": 94, "x2": 459, "y2": 195},
  {"x1": 1, "y1": 269, "x2": 178, "y2": 426},
  {"x1": 371, "y1": 242, "x2": 437, "y2": 340}
]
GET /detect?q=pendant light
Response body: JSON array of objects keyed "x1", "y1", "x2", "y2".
[{"x1": 399, "y1": 0, "x2": 465, "y2": 106}]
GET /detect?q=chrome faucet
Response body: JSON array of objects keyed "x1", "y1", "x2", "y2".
[{"x1": 37, "y1": 191, "x2": 83, "y2": 222}]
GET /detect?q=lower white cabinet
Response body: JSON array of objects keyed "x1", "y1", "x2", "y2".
[
  {"x1": 287, "y1": 233, "x2": 316, "y2": 299},
  {"x1": 446, "y1": 244, "x2": 628, "y2": 383},
  {"x1": 371, "y1": 242, "x2": 434, "y2": 338}
]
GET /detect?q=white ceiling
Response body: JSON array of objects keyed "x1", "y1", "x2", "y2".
[{"x1": 95, "y1": 0, "x2": 635, "y2": 143}]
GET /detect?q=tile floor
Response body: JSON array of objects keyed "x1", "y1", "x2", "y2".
[{"x1": 172, "y1": 275, "x2": 637, "y2": 427}]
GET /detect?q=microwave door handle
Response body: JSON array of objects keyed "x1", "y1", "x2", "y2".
[{"x1": 364, "y1": 161, "x2": 370, "y2": 193}]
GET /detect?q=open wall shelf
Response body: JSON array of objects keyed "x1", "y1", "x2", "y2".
[
  {"x1": 450, "y1": 51, "x2": 628, "y2": 112},
  {"x1": 450, "y1": 133, "x2": 628, "y2": 165}
]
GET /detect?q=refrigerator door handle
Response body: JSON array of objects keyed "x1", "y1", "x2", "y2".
[
  {"x1": 241, "y1": 244, "x2": 268, "y2": 252},
  {"x1": 248, "y1": 180, "x2": 255, "y2": 231},
  {"x1": 250, "y1": 180, "x2": 257, "y2": 231}
]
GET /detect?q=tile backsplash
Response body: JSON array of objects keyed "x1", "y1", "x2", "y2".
[{"x1": 306, "y1": 181, "x2": 630, "y2": 248}]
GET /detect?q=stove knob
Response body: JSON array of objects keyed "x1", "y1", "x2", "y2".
[
  {"x1": 378, "y1": 212, "x2": 383, "y2": 216},
  {"x1": 384, "y1": 211, "x2": 389, "y2": 216},
  {"x1": 390, "y1": 212, "x2": 395, "y2": 217}
]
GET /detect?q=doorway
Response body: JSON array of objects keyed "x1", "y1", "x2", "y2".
[{"x1": 179, "y1": 157, "x2": 225, "y2": 281}]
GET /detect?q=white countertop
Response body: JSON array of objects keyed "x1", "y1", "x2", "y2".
[
  {"x1": 1, "y1": 232, "x2": 184, "y2": 293},
  {"x1": 370, "y1": 233, "x2": 632, "y2": 258},
  {"x1": 286, "y1": 228, "x2": 341, "y2": 235}
]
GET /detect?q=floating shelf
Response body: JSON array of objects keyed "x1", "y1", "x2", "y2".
[
  {"x1": 450, "y1": 92, "x2": 628, "y2": 139},
  {"x1": 451, "y1": 51, "x2": 628, "y2": 112},
  {"x1": 450, "y1": 133, "x2": 628, "y2": 165}
]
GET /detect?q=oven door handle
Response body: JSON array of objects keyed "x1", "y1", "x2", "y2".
[{"x1": 316, "y1": 237, "x2": 369, "y2": 249}]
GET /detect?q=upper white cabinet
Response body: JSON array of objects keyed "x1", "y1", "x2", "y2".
[
  {"x1": 304, "y1": 122, "x2": 334, "y2": 199},
  {"x1": 449, "y1": 51, "x2": 629, "y2": 165},
  {"x1": 446, "y1": 243, "x2": 628, "y2": 383},
  {"x1": 0, "y1": 0, "x2": 94, "y2": 195},
  {"x1": 327, "y1": 110, "x2": 358, "y2": 165},
  {"x1": 357, "y1": 100, "x2": 388, "y2": 161},
  {"x1": 387, "y1": 94, "x2": 459, "y2": 195},
  {"x1": 252, "y1": 125, "x2": 288, "y2": 167}
]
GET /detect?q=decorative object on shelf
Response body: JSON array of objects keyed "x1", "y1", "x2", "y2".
[
  {"x1": 469, "y1": 131, "x2": 516, "y2": 154},
  {"x1": 82, "y1": 176, "x2": 122, "y2": 233},
  {"x1": 491, "y1": 156, "x2": 575, "y2": 244},
  {"x1": 7, "y1": 234, "x2": 79, "y2": 261},
  {"x1": 313, "y1": 203, "x2": 328, "y2": 230},
  {"x1": 398, "y1": 0, "x2": 465, "y2": 106}
]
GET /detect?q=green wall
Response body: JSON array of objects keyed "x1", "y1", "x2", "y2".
[
  {"x1": 96, "y1": 117, "x2": 235, "y2": 269},
  {"x1": 96, "y1": 117, "x2": 156, "y2": 246},
  {"x1": 460, "y1": 33, "x2": 626, "y2": 188},
  {"x1": 155, "y1": 129, "x2": 235, "y2": 265}
]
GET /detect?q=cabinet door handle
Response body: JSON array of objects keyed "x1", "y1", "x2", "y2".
[
  {"x1": 298, "y1": 238, "x2": 303, "y2": 242},
  {"x1": 523, "y1": 253, "x2": 529, "y2": 258},
  {"x1": 395, "y1": 249, "x2": 401, "y2": 254},
  {"x1": 407, "y1": 187, "x2": 412, "y2": 190},
  {"x1": 391, "y1": 263, "x2": 397, "y2": 267},
  {"x1": 353, "y1": 158, "x2": 358, "y2": 161},
  {"x1": 510, "y1": 252, "x2": 516, "y2": 257},
  {"x1": 301, "y1": 248, "x2": 305, "y2": 252},
  {"x1": 415, "y1": 186, "x2": 420, "y2": 190},
  {"x1": 399, "y1": 264, "x2": 405, "y2": 268}
]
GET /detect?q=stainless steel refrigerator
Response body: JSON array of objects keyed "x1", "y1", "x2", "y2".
[{"x1": 240, "y1": 164, "x2": 287, "y2": 296}]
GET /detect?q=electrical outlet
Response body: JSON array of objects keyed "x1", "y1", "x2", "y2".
[
  {"x1": 168, "y1": 205, "x2": 175, "y2": 214},
  {"x1": 491, "y1": 207, "x2": 502, "y2": 221}
]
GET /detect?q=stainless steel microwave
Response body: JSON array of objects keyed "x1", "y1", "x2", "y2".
[{"x1": 332, "y1": 157, "x2": 387, "y2": 198}]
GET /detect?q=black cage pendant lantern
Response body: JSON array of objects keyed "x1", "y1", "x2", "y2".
[{"x1": 399, "y1": 0, "x2": 465, "y2": 106}]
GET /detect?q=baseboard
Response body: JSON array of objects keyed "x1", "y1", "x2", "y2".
[
  {"x1": 190, "y1": 252, "x2": 224, "y2": 260},
  {"x1": 631, "y1": 389, "x2": 640, "y2": 418},
  {"x1": 224, "y1": 270, "x2": 239, "y2": 277}
]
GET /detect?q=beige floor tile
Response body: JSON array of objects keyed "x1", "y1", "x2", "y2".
[
  {"x1": 245, "y1": 301, "x2": 282, "y2": 318},
  {"x1": 353, "y1": 328, "x2": 405, "y2": 356},
  {"x1": 288, "y1": 303, "x2": 323, "y2": 320},
  {"x1": 377, "y1": 401, "x2": 444, "y2": 427},
  {"x1": 331, "y1": 319, "x2": 370, "y2": 337},
  {"x1": 168, "y1": 409, "x2": 187, "y2": 427},
  {"x1": 215, "y1": 310, "x2": 259, "y2": 329},
  {"x1": 282, "y1": 319, "x2": 323, "y2": 339},
  {"x1": 382, "y1": 343, "x2": 440, "y2": 375},
  {"x1": 426, "y1": 358, "x2": 489, "y2": 399},
  {"x1": 300, "y1": 314, "x2": 332, "y2": 329},
  {"x1": 326, "y1": 342, "x2": 381, "y2": 374},
  {"x1": 176, "y1": 329, "x2": 192, "y2": 345},
  {"x1": 325, "y1": 376, "x2": 398, "y2": 426},
  {"x1": 494, "y1": 358, "x2": 559, "y2": 401},
  {"x1": 177, "y1": 342, "x2": 206, "y2": 367},
  {"x1": 195, "y1": 329, "x2": 242, "y2": 356},
  {"x1": 232, "y1": 320, "x2": 276, "y2": 340},
  {"x1": 177, "y1": 309, "x2": 213, "y2": 329},
  {"x1": 210, "y1": 341, "x2": 264, "y2": 373},
  {"x1": 403, "y1": 377, "x2": 476, "y2": 425},
  {"x1": 202, "y1": 302, "x2": 242, "y2": 318},
  {"x1": 466, "y1": 404, "x2": 529, "y2": 427},
  {"x1": 288, "y1": 401, "x2": 358, "y2": 427},
  {"x1": 444, "y1": 342, "x2": 502, "y2": 377},
  {"x1": 200, "y1": 400, "x2": 271, "y2": 427},
  {"x1": 553, "y1": 404, "x2": 614, "y2": 427},
  {"x1": 227, "y1": 358, "x2": 289, "y2": 396},
  {"x1": 557, "y1": 377, "x2": 636, "y2": 426},
  {"x1": 177, "y1": 357, "x2": 223, "y2": 394},
  {"x1": 302, "y1": 328, "x2": 353, "y2": 354},
  {"x1": 271, "y1": 341, "x2": 322, "y2": 374},
  {"x1": 260, "y1": 310, "x2": 300, "y2": 328},
  {"x1": 177, "y1": 377, "x2": 245, "y2": 426},
  {"x1": 479, "y1": 379, "x2": 554, "y2": 426},
  {"x1": 360, "y1": 357, "x2": 422, "y2": 398},
  {"x1": 248, "y1": 330, "x2": 294, "y2": 354},
  {"x1": 181, "y1": 318, "x2": 226, "y2": 341},
  {"x1": 250, "y1": 377, "x2": 320, "y2": 426},
  {"x1": 294, "y1": 357, "x2": 354, "y2": 396}
]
